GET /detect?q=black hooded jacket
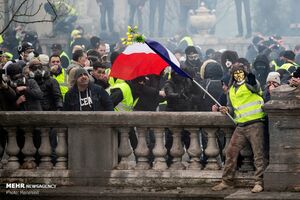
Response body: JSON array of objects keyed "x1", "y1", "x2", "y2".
[
  {"x1": 64, "y1": 82, "x2": 113, "y2": 111},
  {"x1": 253, "y1": 54, "x2": 270, "y2": 89},
  {"x1": 195, "y1": 60, "x2": 224, "y2": 111},
  {"x1": 35, "y1": 75, "x2": 63, "y2": 111}
]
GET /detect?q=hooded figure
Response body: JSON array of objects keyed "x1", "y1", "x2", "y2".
[
  {"x1": 252, "y1": 55, "x2": 270, "y2": 89},
  {"x1": 195, "y1": 59, "x2": 224, "y2": 111},
  {"x1": 6, "y1": 63, "x2": 43, "y2": 111},
  {"x1": 28, "y1": 59, "x2": 63, "y2": 111},
  {"x1": 221, "y1": 50, "x2": 239, "y2": 73},
  {"x1": 183, "y1": 46, "x2": 202, "y2": 80},
  {"x1": 64, "y1": 68, "x2": 113, "y2": 111},
  {"x1": 163, "y1": 67, "x2": 194, "y2": 111}
]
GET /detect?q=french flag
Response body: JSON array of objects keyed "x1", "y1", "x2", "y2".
[{"x1": 110, "y1": 39, "x2": 191, "y2": 80}]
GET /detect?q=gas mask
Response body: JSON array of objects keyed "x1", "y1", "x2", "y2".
[
  {"x1": 233, "y1": 70, "x2": 245, "y2": 83},
  {"x1": 27, "y1": 52, "x2": 35, "y2": 61},
  {"x1": 29, "y1": 64, "x2": 48, "y2": 80},
  {"x1": 9, "y1": 74, "x2": 26, "y2": 88}
]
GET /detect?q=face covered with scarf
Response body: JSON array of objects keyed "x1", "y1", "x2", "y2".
[{"x1": 187, "y1": 52, "x2": 201, "y2": 67}]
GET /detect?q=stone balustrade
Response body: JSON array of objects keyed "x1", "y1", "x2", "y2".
[{"x1": 0, "y1": 111, "x2": 255, "y2": 187}]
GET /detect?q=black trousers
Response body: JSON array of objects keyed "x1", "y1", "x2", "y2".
[{"x1": 234, "y1": 0, "x2": 252, "y2": 36}]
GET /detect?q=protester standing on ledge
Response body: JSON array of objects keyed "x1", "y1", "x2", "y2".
[
  {"x1": 234, "y1": 0, "x2": 252, "y2": 38},
  {"x1": 212, "y1": 62, "x2": 266, "y2": 193}
]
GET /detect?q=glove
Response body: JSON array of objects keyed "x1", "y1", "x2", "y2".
[{"x1": 247, "y1": 73, "x2": 257, "y2": 86}]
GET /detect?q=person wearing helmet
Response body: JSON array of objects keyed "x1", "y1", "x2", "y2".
[{"x1": 17, "y1": 42, "x2": 36, "y2": 63}]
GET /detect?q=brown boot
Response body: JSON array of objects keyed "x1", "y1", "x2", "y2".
[
  {"x1": 211, "y1": 181, "x2": 234, "y2": 191},
  {"x1": 251, "y1": 184, "x2": 263, "y2": 193}
]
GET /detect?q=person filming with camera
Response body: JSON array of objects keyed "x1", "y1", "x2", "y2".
[{"x1": 6, "y1": 62, "x2": 43, "y2": 111}]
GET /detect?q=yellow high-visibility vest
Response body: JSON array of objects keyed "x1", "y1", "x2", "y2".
[
  {"x1": 110, "y1": 82, "x2": 138, "y2": 111},
  {"x1": 53, "y1": 68, "x2": 68, "y2": 98},
  {"x1": 229, "y1": 83, "x2": 265, "y2": 124}
]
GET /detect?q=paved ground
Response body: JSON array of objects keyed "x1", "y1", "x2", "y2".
[{"x1": 1, "y1": 186, "x2": 300, "y2": 200}]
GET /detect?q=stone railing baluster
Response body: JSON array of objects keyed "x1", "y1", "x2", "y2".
[
  {"x1": 5, "y1": 127, "x2": 20, "y2": 170},
  {"x1": 222, "y1": 128, "x2": 233, "y2": 159},
  {"x1": 38, "y1": 128, "x2": 53, "y2": 169},
  {"x1": 186, "y1": 128, "x2": 202, "y2": 170},
  {"x1": 152, "y1": 128, "x2": 167, "y2": 170},
  {"x1": 21, "y1": 127, "x2": 37, "y2": 169},
  {"x1": 203, "y1": 128, "x2": 221, "y2": 170},
  {"x1": 169, "y1": 128, "x2": 185, "y2": 170},
  {"x1": 116, "y1": 127, "x2": 135, "y2": 170},
  {"x1": 54, "y1": 128, "x2": 68, "y2": 169},
  {"x1": 134, "y1": 127, "x2": 150, "y2": 170}
]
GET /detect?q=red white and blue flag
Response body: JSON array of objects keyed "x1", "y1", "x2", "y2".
[{"x1": 110, "y1": 39, "x2": 191, "y2": 80}]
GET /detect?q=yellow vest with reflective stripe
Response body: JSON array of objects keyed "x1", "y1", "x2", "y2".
[
  {"x1": 60, "y1": 51, "x2": 70, "y2": 64},
  {"x1": 110, "y1": 82, "x2": 138, "y2": 111},
  {"x1": 279, "y1": 62, "x2": 298, "y2": 72},
  {"x1": 53, "y1": 68, "x2": 68, "y2": 98},
  {"x1": 271, "y1": 60, "x2": 280, "y2": 71},
  {"x1": 0, "y1": 34, "x2": 3, "y2": 44},
  {"x1": 55, "y1": 2, "x2": 78, "y2": 16},
  {"x1": 106, "y1": 68, "x2": 125, "y2": 87},
  {"x1": 229, "y1": 84, "x2": 265, "y2": 124},
  {"x1": 179, "y1": 36, "x2": 193, "y2": 46}
]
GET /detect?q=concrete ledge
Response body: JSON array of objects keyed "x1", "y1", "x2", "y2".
[
  {"x1": 0, "y1": 186, "x2": 238, "y2": 200},
  {"x1": 108, "y1": 170, "x2": 254, "y2": 187},
  {"x1": 225, "y1": 189, "x2": 300, "y2": 200}
]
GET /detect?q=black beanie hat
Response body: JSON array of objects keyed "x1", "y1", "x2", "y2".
[
  {"x1": 283, "y1": 50, "x2": 295, "y2": 61},
  {"x1": 185, "y1": 46, "x2": 198, "y2": 55},
  {"x1": 6, "y1": 63, "x2": 22, "y2": 76},
  {"x1": 74, "y1": 68, "x2": 88, "y2": 80},
  {"x1": 221, "y1": 50, "x2": 239, "y2": 69}
]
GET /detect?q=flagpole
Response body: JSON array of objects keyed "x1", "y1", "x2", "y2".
[{"x1": 192, "y1": 79, "x2": 236, "y2": 124}]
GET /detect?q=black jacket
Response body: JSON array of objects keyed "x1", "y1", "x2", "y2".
[
  {"x1": 134, "y1": 75, "x2": 161, "y2": 111},
  {"x1": 64, "y1": 83, "x2": 114, "y2": 111},
  {"x1": 0, "y1": 84, "x2": 17, "y2": 111},
  {"x1": 35, "y1": 76, "x2": 63, "y2": 111},
  {"x1": 164, "y1": 74, "x2": 194, "y2": 111},
  {"x1": 17, "y1": 79, "x2": 43, "y2": 111}
]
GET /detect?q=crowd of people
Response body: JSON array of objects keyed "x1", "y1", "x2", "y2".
[{"x1": 1, "y1": 20, "x2": 300, "y2": 193}]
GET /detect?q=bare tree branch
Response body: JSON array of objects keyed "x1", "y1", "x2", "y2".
[
  {"x1": 14, "y1": 3, "x2": 42, "y2": 17},
  {"x1": 0, "y1": 0, "x2": 57, "y2": 35},
  {"x1": 0, "y1": 0, "x2": 29, "y2": 34}
]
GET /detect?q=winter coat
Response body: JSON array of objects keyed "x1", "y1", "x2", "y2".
[
  {"x1": 35, "y1": 76, "x2": 63, "y2": 111},
  {"x1": 164, "y1": 74, "x2": 194, "y2": 111},
  {"x1": 96, "y1": 0, "x2": 114, "y2": 6},
  {"x1": 128, "y1": 0, "x2": 147, "y2": 6},
  {"x1": 0, "y1": 85, "x2": 17, "y2": 111},
  {"x1": 195, "y1": 60, "x2": 223, "y2": 111},
  {"x1": 134, "y1": 75, "x2": 161, "y2": 111},
  {"x1": 252, "y1": 54, "x2": 270, "y2": 89},
  {"x1": 18, "y1": 78, "x2": 43, "y2": 111},
  {"x1": 63, "y1": 82, "x2": 114, "y2": 111}
]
